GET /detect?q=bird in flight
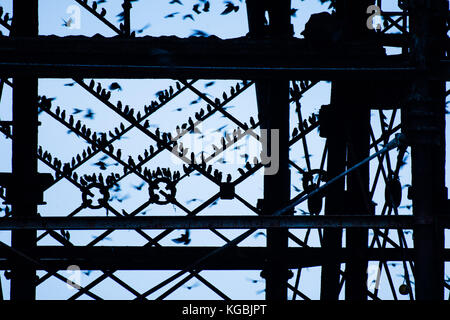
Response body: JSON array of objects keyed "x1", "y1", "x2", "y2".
[
  {"x1": 109, "y1": 82, "x2": 122, "y2": 91},
  {"x1": 84, "y1": 108, "x2": 95, "y2": 119},
  {"x1": 169, "y1": 0, "x2": 183, "y2": 4},
  {"x1": 191, "y1": 29, "x2": 209, "y2": 37},
  {"x1": 136, "y1": 23, "x2": 151, "y2": 34},
  {"x1": 62, "y1": 18, "x2": 73, "y2": 27},
  {"x1": 221, "y1": 1, "x2": 239, "y2": 15},
  {"x1": 165, "y1": 12, "x2": 179, "y2": 18},
  {"x1": 172, "y1": 229, "x2": 191, "y2": 245},
  {"x1": 183, "y1": 14, "x2": 194, "y2": 21}
]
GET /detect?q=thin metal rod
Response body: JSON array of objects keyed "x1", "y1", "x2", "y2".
[{"x1": 273, "y1": 134, "x2": 404, "y2": 216}]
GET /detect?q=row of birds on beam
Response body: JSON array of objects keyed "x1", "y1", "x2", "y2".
[
  {"x1": 83, "y1": 79, "x2": 169, "y2": 123},
  {"x1": 291, "y1": 113, "x2": 319, "y2": 139}
]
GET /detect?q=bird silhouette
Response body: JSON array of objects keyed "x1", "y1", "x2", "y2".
[
  {"x1": 169, "y1": 0, "x2": 183, "y2": 4},
  {"x1": 191, "y1": 29, "x2": 209, "y2": 37},
  {"x1": 136, "y1": 23, "x2": 151, "y2": 34},
  {"x1": 132, "y1": 182, "x2": 145, "y2": 190},
  {"x1": 254, "y1": 231, "x2": 266, "y2": 238},
  {"x1": 172, "y1": 229, "x2": 191, "y2": 245},
  {"x1": 183, "y1": 14, "x2": 194, "y2": 21},
  {"x1": 84, "y1": 109, "x2": 95, "y2": 119},
  {"x1": 165, "y1": 12, "x2": 179, "y2": 18},
  {"x1": 192, "y1": 4, "x2": 201, "y2": 14},
  {"x1": 109, "y1": 82, "x2": 122, "y2": 91},
  {"x1": 290, "y1": 8, "x2": 298, "y2": 17},
  {"x1": 183, "y1": 282, "x2": 200, "y2": 290},
  {"x1": 116, "y1": 11, "x2": 125, "y2": 22},
  {"x1": 203, "y1": 1, "x2": 210, "y2": 12},
  {"x1": 221, "y1": 1, "x2": 239, "y2": 15},
  {"x1": 93, "y1": 161, "x2": 108, "y2": 170},
  {"x1": 62, "y1": 17, "x2": 73, "y2": 27}
]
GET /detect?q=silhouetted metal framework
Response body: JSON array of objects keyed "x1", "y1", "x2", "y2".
[{"x1": 0, "y1": 0, "x2": 448, "y2": 301}]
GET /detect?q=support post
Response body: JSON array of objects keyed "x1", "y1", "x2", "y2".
[
  {"x1": 407, "y1": 0, "x2": 448, "y2": 301},
  {"x1": 246, "y1": 0, "x2": 292, "y2": 300},
  {"x1": 320, "y1": 87, "x2": 346, "y2": 300},
  {"x1": 10, "y1": 0, "x2": 39, "y2": 301}
]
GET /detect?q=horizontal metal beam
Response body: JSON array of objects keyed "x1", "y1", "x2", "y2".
[
  {"x1": 0, "y1": 36, "x2": 443, "y2": 80},
  {"x1": 1, "y1": 246, "x2": 446, "y2": 270},
  {"x1": 0, "y1": 215, "x2": 448, "y2": 230},
  {"x1": 0, "y1": 62, "x2": 422, "y2": 80}
]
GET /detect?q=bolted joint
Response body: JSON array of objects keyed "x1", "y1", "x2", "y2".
[
  {"x1": 318, "y1": 104, "x2": 337, "y2": 138},
  {"x1": 0, "y1": 173, "x2": 54, "y2": 205},
  {"x1": 260, "y1": 268, "x2": 294, "y2": 281},
  {"x1": 403, "y1": 104, "x2": 442, "y2": 146}
]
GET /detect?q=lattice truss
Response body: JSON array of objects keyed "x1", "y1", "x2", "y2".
[{"x1": 0, "y1": 0, "x2": 449, "y2": 300}]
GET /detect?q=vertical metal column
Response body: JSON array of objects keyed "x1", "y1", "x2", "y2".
[
  {"x1": 246, "y1": 0, "x2": 292, "y2": 300},
  {"x1": 320, "y1": 87, "x2": 346, "y2": 300},
  {"x1": 407, "y1": 0, "x2": 447, "y2": 301},
  {"x1": 10, "y1": 0, "x2": 39, "y2": 301},
  {"x1": 344, "y1": 82, "x2": 371, "y2": 301},
  {"x1": 334, "y1": 0, "x2": 374, "y2": 301}
]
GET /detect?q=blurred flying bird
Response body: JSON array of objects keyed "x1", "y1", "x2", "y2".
[
  {"x1": 183, "y1": 282, "x2": 200, "y2": 290},
  {"x1": 132, "y1": 182, "x2": 145, "y2": 190},
  {"x1": 84, "y1": 109, "x2": 95, "y2": 119},
  {"x1": 183, "y1": 14, "x2": 194, "y2": 21},
  {"x1": 62, "y1": 18, "x2": 73, "y2": 27},
  {"x1": 172, "y1": 229, "x2": 191, "y2": 245},
  {"x1": 136, "y1": 23, "x2": 151, "y2": 33},
  {"x1": 169, "y1": 0, "x2": 183, "y2": 4},
  {"x1": 203, "y1": 1, "x2": 210, "y2": 12},
  {"x1": 191, "y1": 29, "x2": 209, "y2": 37},
  {"x1": 165, "y1": 12, "x2": 179, "y2": 18},
  {"x1": 221, "y1": 1, "x2": 239, "y2": 15},
  {"x1": 192, "y1": 4, "x2": 201, "y2": 14}
]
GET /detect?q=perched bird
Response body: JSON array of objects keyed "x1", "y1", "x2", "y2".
[
  {"x1": 221, "y1": 1, "x2": 239, "y2": 15},
  {"x1": 100, "y1": 8, "x2": 107, "y2": 17},
  {"x1": 172, "y1": 229, "x2": 191, "y2": 245}
]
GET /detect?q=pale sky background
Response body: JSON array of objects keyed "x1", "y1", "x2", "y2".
[{"x1": 0, "y1": 0, "x2": 449, "y2": 300}]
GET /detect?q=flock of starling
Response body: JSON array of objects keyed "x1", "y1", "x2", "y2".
[{"x1": 165, "y1": 0, "x2": 240, "y2": 25}]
